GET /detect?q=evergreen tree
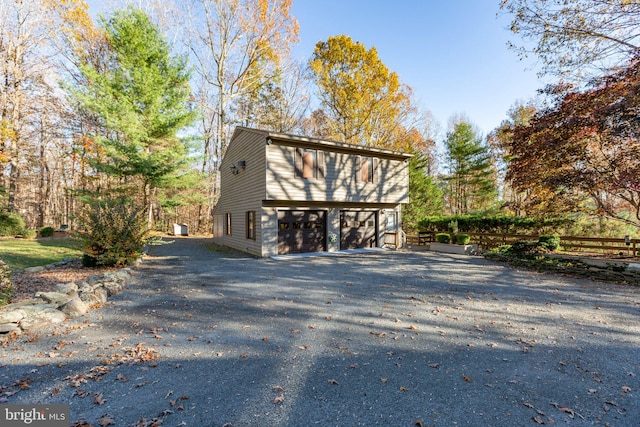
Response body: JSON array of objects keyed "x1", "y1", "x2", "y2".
[
  {"x1": 69, "y1": 6, "x2": 197, "y2": 217},
  {"x1": 443, "y1": 121, "x2": 497, "y2": 215},
  {"x1": 403, "y1": 153, "x2": 444, "y2": 230}
]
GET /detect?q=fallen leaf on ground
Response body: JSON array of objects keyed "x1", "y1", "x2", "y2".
[
  {"x1": 272, "y1": 394, "x2": 284, "y2": 404},
  {"x1": 115, "y1": 374, "x2": 129, "y2": 383},
  {"x1": 414, "y1": 420, "x2": 424, "y2": 427},
  {"x1": 429, "y1": 363, "x2": 439, "y2": 369},
  {"x1": 622, "y1": 385, "x2": 631, "y2": 393},
  {"x1": 532, "y1": 415, "x2": 545, "y2": 424},
  {"x1": 400, "y1": 386, "x2": 409, "y2": 391},
  {"x1": 272, "y1": 386, "x2": 284, "y2": 392},
  {"x1": 328, "y1": 379, "x2": 339, "y2": 385},
  {"x1": 93, "y1": 392, "x2": 106, "y2": 405},
  {"x1": 99, "y1": 414, "x2": 116, "y2": 426},
  {"x1": 558, "y1": 407, "x2": 574, "y2": 418},
  {"x1": 74, "y1": 389, "x2": 89, "y2": 398},
  {"x1": 462, "y1": 375, "x2": 473, "y2": 383}
]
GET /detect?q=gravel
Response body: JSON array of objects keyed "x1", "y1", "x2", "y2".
[{"x1": 1, "y1": 237, "x2": 639, "y2": 426}]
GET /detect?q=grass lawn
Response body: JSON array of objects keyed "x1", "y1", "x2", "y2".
[{"x1": 0, "y1": 237, "x2": 83, "y2": 271}]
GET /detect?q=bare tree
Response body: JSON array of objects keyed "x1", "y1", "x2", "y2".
[{"x1": 0, "y1": 0, "x2": 59, "y2": 215}]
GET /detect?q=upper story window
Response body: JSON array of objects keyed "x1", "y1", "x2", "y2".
[
  {"x1": 295, "y1": 147, "x2": 325, "y2": 179},
  {"x1": 357, "y1": 156, "x2": 378, "y2": 183}
]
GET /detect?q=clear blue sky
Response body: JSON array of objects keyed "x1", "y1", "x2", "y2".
[
  {"x1": 290, "y1": 0, "x2": 543, "y2": 138},
  {"x1": 87, "y1": 0, "x2": 543, "y2": 139}
]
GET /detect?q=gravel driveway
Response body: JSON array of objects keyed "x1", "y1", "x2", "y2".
[{"x1": 1, "y1": 237, "x2": 639, "y2": 426}]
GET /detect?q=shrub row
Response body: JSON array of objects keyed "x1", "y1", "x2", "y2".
[
  {"x1": 0, "y1": 213, "x2": 57, "y2": 238},
  {"x1": 417, "y1": 215, "x2": 573, "y2": 234}
]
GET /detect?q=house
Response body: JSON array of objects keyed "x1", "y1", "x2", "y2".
[{"x1": 212, "y1": 127, "x2": 412, "y2": 257}]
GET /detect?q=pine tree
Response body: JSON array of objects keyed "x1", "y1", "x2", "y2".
[
  {"x1": 443, "y1": 121, "x2": 497, "y2": 215},
  {"x1": 69, "y1": 6, "x2": 197, "y2": 217},
  {"x1": 403, "y1": 153, "x2": 444, "y2": 230}
]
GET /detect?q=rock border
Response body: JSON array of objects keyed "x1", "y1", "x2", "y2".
[
  {"x1": 484, "y1": 253, "x2": 640, "y2": 285},
  {"x1": 0, "y1": 261, "x2": 137, "y2": 337}
]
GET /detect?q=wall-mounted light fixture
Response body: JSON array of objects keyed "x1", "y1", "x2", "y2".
[{"x1": 266, "y1": 137, "x2": 273, "y2": 145}]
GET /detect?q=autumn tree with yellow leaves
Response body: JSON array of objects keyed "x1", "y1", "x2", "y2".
[{"x1": 309, "y1": 35, "x2": 415, "y2": 150}]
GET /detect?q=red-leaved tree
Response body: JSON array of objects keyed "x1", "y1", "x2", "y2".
[{"x1": 505, "y1": 57, "x2": 640, "y2": 229}]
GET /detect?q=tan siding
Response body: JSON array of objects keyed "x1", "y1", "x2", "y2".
[
  {"x1": 266, "y1": 143, "x2": 408, "y2": 204},
  {"x1": 212, "y1": 129, "x2": 267, "y2": 256},
  {"x1": 214, "y1": 127, "x2": 410, "y2": 257}
]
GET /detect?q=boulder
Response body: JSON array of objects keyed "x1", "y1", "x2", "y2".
[
  {"x1": 0, "y1": 310, "x2": 25, "y2": 324},
  {"x1": 0, "y1": 323, "x2": 21, "y2": 334},
  {"x1": 102, "y1": 281, "x2": 123, "y2": 296},
  {"x1": 19, "y1": 308, "x2": 67, "y2": 332},
  {"x1": 2, "y1": 298, "x2": 47, "y2": 310},
  {"x1": 24, "y1": 266, "x2": 46, "y2": 273},
  {"x1": 82, "y1": 287, "x2": 108, "y2": 306},
  {"x1": 60, "y1": 296, "x2": 88, "y2": 318},
  {"x1": 53, "y1": 282, "x2": 78, "y2": 295},
  {"x1": 35, "y1": 291, "x2": 74, "y2": 307}
]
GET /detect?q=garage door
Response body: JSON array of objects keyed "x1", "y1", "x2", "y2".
[
  {"x1": 340, "y1": 211, "x2": 377, "y2": 250},
  {"x1": 277, "y1": 210, "x2": 326, "y2": 255}
]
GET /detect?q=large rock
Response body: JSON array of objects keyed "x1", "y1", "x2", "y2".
[
  {"x1": 19, "y1": 308, "x2": 67, "y2": 332},
  {"x1": 53, "y1": 282, "x2": 78, "y2": 295},
  {"x1": 80, "y1": 287, "x2": 108, "y2": 306},
  {"x1": 0, "y1": 323, "x2": 21, "y2": 334},
  {"x1": 60, "y1": 296, "x2": 88, "y2": 318},
  {"x1": 35, "y1": 291, "x2": 74, "y2": 307},
  {"x1": 0, "y1": 310, "x2": 25, "y2": 324},
  {"x1": 2, "y1": 298, "x2": 47, "y2": 310},
  {"x1": 24, "y1": 266, "x2": 46, "y2": 273},
  {"x1": 102, "y1": 281, "x2": 123, "y2": 296}
]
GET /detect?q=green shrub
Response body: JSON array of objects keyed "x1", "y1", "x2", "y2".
[
  {"x1": 0, "y1": 212, "x2": 25, "y2": 236},
  {"x1": 456, "y1": 234, "x2": 471, "y2": 245},
  {"x1": 78, "y1": 198, "x2": 148, "y2": 267},
  {"x1": 417, "y1": 214, "x2": 573, "y2": 234},
  {"x1": 447, "y1": 220, "x2": 459, "y2": 234},
  {"x1": 538, "y1": 235, "x2": 560, "y2": 251},
  {"x1": 39, "y1": 226, "x2": 55, "y2": 237},
  {"x1": 435, "y1": 233, "x2": 451, "y2": 243},
  {"x1": 0, "y1": 259, "x2": 13, "y2": 306},
  {"x1": 495, "y1": 244, "x2": 512, "y2": 255},
  {"x1": 505, "y1": 240, "x2": 547, "y2": 257},
  {"x1": 21, "y1": 229, "x2": 37, "y2": 239},
  {"x1": 81, "y1": 254, "x2": 98, "y2": 267}
]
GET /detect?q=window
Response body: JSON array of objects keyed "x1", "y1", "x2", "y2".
[
  {"x1": 225, "y1": 213, "x2": 232, "y2": 236},
  {"x1": 356, "y1": 156, "x2": 377, "y2": 183},
  {"x1": 295, "y1": 148, "x2": 325, "y2": 179},
  {"x1": 246, "y1": 211, "x2": 255, "y2": 240}
]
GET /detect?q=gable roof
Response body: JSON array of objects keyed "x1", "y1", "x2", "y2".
[{"x1": 231, "y1": 126, "x2": 413, "y2": 160}]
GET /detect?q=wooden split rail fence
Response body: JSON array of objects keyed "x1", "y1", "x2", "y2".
[{"x1": 407, "y1": 231, "x2": 638, "y2": 257}]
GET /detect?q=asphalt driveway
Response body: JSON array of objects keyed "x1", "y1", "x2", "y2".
[{"x1": 1, "y1": 237, "x2": 639, "y2": 426}]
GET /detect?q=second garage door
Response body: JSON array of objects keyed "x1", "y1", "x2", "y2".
[
  {"x1": 277, "y1": 210, "x2": 326, "y2": 255},
  {"x1": 340, "y1": 211, "x2": 377, "y2": 250}
]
